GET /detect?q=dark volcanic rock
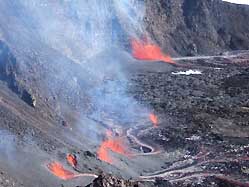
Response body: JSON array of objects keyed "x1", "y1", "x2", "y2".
[
  {"x1": 127, "y1": 52, "x2": 249, "y2": 187},
  {"x1": 145, "y1": 0, "x2": 249, "y2": 56},
  {"x1": 0, "y1": 170, "x2": 23, "y2": 187},
  {"x1": 85, "y1": 174, "x2": 138, "y2": 187},
  {"x1": 0, "y1": 1, "x2": 248, "y2": 187}
]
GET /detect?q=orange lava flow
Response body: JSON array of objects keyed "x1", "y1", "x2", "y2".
[
  {"x1": 67, "y1": 154, "x2": 77, "y2": 168},
  {"x1": 97, "y1": 130, "x2": 129, "y2": 164},
  {"x1": 131, "y1": 39, "x2": 175, "y2": 64},
  {"x1": 47, "y1": 162, "x2": 77, "y2": 180},
  {"x1": 150, "y1": 113, "x2": 158, "y2": 128}
]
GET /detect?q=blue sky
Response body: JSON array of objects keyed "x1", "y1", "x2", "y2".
[{"x1": 223, "y1": 0, "x2": 249, "y2": 5}]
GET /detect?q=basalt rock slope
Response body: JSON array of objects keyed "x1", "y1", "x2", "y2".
[
  {"x1": 145, "y1": 0, "x2": 249, "y2": 56},
  {"x1": 0, "y1": 0, "x2": 249, "y2": 187}
]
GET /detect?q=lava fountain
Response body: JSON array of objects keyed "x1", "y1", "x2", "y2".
[
  {"x1": 97, "y1": 130, "x2": 129, "y2": 164},
  {"x1": 67, "y1": 154, "x2": 77, "y2": 168},
  {"x1": 47, "y1": 162, "x2": 98, "y2": 180},
  {"x1": 131, "y1": 39, "x2": 175, "y2": 64},
  {"x1": 47, "y1": 162, "x2": 78, "y2": 180},
  {"x1": 149, "y1": 113, "x2": 159, "y2": 128}
]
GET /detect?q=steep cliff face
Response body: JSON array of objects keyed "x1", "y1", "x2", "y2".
[
  {"x1": 145, "y1": 0, "x2": 249, "y2": 56},
  {"x1": 0, "y1": 40, "x2": 36, "y2": 107}
]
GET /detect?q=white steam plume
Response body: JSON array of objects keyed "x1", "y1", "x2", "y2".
[{"x1": 19, "y1": 0, "x2": 146, "y2": 61}]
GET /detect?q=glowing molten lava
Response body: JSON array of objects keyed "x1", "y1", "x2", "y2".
[
  {"x1": 150, "y1": 113, "x2": 158, "y2": 128},
  {"x1": 97, "y1": 130, "x2": 129, "y2": 164},
  {"x1": 131, "y1": 39, "x2": 175, "y2": 64},
  {"x1": 67, "y1": 154, "x2": 77, "y2": 168},
  {"x1": 47, "y1": 162, "x2": 77, "y2": 180}
]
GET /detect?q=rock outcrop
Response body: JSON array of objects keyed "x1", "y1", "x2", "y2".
[
  {"x1": 85, "y1": 174, "x2": 138, "y2": 187},
  {"x1": 0, "y1": 40, "x2": 36, "y2": 107},
  {"x1": 145, "y1": 0, "x2": 249, "y2": 56}
]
